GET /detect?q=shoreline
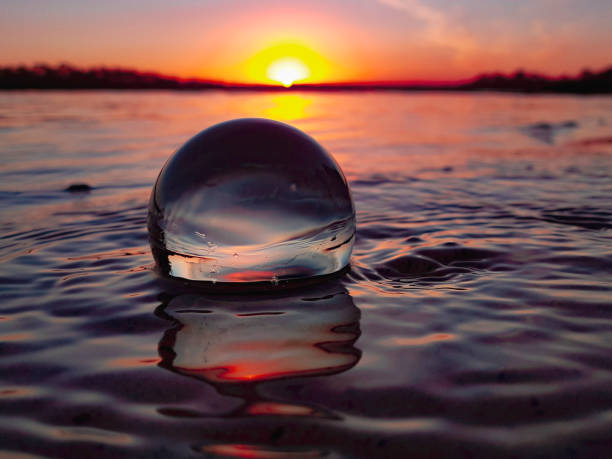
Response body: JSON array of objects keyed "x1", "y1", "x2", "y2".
[{"x1": 2, "y1": 65, "x2": 611, "y2": 94}]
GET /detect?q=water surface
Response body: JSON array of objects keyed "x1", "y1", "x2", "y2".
[{"x1": 1, "y1": 91, "x2": 611, "y2": 458}]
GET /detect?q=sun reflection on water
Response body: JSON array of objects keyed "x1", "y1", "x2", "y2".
[{"x1": 264, "y1": 94, "x2": 312, "y2": 121}]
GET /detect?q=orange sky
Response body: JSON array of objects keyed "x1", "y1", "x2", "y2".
[{"x1": 2, "y1": 0, "x2": 611, "y2": 84}]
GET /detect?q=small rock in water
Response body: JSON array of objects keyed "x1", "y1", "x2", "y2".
[
  {"x1": 148, "y1": 118, "x2": 355, "y2": 285},
  {"x1": 64, "y1": 183, "x2": 93, "y2": 192},
  {"x1": 521, "y1": 120, "x2": 579, "y2": 144}
]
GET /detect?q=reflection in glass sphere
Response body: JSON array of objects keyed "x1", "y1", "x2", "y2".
[{"x1": 148, "y1": 118, "x2": 355, "y2": 285}]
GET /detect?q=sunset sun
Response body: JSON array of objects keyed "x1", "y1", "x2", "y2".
[
  {"x1": 267, "y1": 57, "x2": 310, "y2": 87},
  {"x1": 244, "y1": 43, "x2": 328, "y2": 86}
]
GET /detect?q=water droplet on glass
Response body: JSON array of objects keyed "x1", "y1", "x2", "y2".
[{"x1": 148, "y1": 118, "x2": 355, "y2": 285}]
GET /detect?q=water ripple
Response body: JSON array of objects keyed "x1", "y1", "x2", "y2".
[{"x1": 1, "y1": 92, "x2": 611, "y2": 458}]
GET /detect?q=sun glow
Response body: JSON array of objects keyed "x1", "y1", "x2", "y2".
[
  {"x1": 267, "y1": 57, "x2": 310, "y2": 87},
  {"x1": 245, "y1": 43, "x2": 329, "y2": 86}
]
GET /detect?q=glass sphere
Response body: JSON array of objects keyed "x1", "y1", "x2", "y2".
[{"x1": 148, "y1": 118, "x2": 355, "y2": 285}]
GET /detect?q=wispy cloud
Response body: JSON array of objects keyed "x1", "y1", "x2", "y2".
[
  {"x1": 377, "y1": 0, "x2": 476, "y2": 53},
  {"x1": 378, "y1": 0, "x2": 443, "y2": 27}
]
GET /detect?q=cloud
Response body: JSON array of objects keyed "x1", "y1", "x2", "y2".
[
  {"x1": 376, "y1": 0, "x2": 476, "y2": 53},
  {"x1": 379, "y1": 0, "x2": 443, "y2": 27}
]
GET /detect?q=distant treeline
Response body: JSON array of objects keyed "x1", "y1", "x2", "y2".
[
  {"x1": 460, "y1": 67, "x2": 612, "y2": 94},
  {"x1": 1, "y1": 64, "x2": 611, "y2": 93},
  {"x1": 0, "y1": 65, "x2": 228, "y2": 90}
]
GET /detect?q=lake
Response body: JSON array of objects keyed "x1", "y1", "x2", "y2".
[{"x1": 1, "y1": 91, "x2": 611, "y2": 458}]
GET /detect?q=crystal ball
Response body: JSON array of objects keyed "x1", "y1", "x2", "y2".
[{"x1": 148, "y1": 118, "x2": 355, "y2": 285}]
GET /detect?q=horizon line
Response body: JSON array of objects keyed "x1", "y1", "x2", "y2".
[{"x1": 1, "y1": 63, "x2": 611, "y2": 93}]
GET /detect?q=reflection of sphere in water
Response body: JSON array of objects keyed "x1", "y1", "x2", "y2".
[
  {"x1": 158, "y1": 283, "x2": 361, "y2": 383},
  {"x1": 148, "y1": 118, "x2": 355, "y2": 284}
]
